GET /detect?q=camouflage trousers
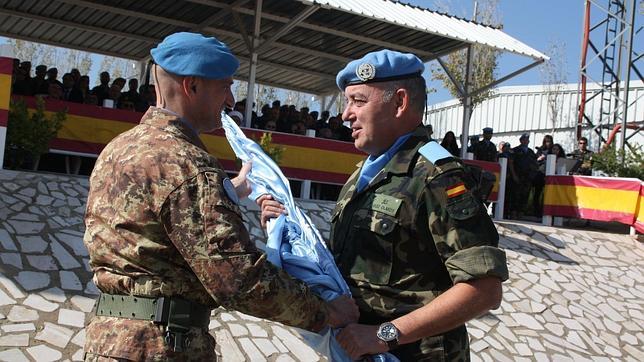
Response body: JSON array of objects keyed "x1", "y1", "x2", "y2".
[{"x1": 390, "y1": 325, "x2": 470, "y2": 362}]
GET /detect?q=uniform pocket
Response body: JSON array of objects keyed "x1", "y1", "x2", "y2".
[
  {"x1": 445, "y1": 193, "x2": 479, "y2": 221},
  {"x1": 349, "y1": 211, "x2": 398, "y2": 285}
]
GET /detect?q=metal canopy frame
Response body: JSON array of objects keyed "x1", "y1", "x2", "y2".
[{"x1": 0, "y1": 0, "x2": 547, "y2": 132}]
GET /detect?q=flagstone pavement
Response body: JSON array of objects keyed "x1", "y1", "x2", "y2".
[{"x1": 0, "y1": 169, "x2": 641, "y2": 361}]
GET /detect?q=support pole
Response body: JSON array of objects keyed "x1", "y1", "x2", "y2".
[
  {"x1": 619, "y1": 0, "x2": 637, "y2": 161},
  {"x1": 460, "y1": 44, "x2": 474, "y2": 159},
  {"x1": 244, "y1": 0, "x2": 263, "y2": 128},
  {"x1": 542, "y1": 154, "x2": 557, "y2": 226},
  {"x1": 300, "y1": 129, "x2": 315, "y2": 199},
  {"x1": 494, "y1": 157, "x2": 507, "y2": 221},
  {"x1": 459, "y1": 2, "x2": 478, "y2": 159}
]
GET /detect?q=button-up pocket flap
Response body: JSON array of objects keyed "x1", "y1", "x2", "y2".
[
  {"x1": 356, "y1": 212, "x2": 398, "y2": 236},
  {"x1": 446, "y1": 193, "x2": 479, "y2": 221}
]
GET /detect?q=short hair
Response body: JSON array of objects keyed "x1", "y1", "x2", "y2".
[
  {"x1": 580, "y1": 136, "x2": 588, "y2": 143},
  {"x1": 380, "y1": 76, "x2": 426, "y2": 115}
]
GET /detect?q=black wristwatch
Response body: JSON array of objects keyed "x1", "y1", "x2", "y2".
[{"x1": 376, "y1": 322, "x2": 400, "y2": 349}]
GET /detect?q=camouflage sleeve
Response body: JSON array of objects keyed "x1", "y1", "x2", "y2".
[
  {"x1": 160, "y1": 171, "x2": 328, "y2": 331},
  {"x1": 424, "y1": 164, "x2": 509, "y2": 284}
]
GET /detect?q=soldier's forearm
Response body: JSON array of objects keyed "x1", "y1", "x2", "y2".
[{"x1": 391, "y1": 276, "x2": 502, "y2": 345}]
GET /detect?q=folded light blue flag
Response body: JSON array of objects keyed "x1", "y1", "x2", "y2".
[{"x1": 222, "y1": 114, "x2": 397, "y2": 362}]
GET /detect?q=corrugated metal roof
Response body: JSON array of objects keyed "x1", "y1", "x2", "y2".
[
  {"x1": 299, "y1": 0, "x2": 548, "y2": 60},
  {"x1": 0, "y1": 0, "x2": 547, "y2": 95}
]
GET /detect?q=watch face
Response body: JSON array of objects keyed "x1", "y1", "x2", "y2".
[{"x1": 378, "y1": 323, "x2": 398, "y2": 341}]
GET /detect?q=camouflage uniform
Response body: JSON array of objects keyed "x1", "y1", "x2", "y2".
[
  {"x1": 329, "y1": 126, "x2": 508, "y2": 361},
  {"x1": 83, "y1": 107, "x2": 328, "y2": 361},
  {"x1": 570, "y1": 149, "x2": 594, "y2": 176},
  {"x1": 473, "y1": 140, "x2": 497, "y2": 162}
]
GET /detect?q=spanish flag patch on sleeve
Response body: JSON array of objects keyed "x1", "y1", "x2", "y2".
[{"x1": 446, "y1": 182, "x2": 467, "y2": 198}]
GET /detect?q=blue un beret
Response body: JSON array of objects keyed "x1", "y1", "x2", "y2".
[
  {"x1": 151, "y1": 32, "x2": 239, "y2": 79},
  {"x1": 336, "y1": 49, "x2": 424, "y2": 91}
]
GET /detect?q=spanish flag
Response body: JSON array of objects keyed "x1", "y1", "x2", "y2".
[{"x1": 446, "y1": 182, "x2": 467, "y2": 198}]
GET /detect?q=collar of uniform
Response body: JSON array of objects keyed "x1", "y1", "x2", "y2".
[
  {"x1": 380, "y1": 125, "x2": 428, "y2": 175},
  {"x1": 141, "y1": 107, "x2": 208, "y2": 151}
]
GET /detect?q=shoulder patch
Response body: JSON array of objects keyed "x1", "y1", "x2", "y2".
[{"x1": 419, "y1": 141, "x2": 453, "y2": 164}]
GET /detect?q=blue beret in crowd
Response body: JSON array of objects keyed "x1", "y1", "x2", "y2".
[
  {"x1": 520, "y1": 132, "x2": 530, "y2": 139},
  {"x1": 483, "y1": 127, "x2": 493, "y2": 134},
  {"x1": 336, "y1": 49, "x2": 424, "y2": 91},
  {"x1": 151, "y1": 32, "x2": 239, "y2": 79}
]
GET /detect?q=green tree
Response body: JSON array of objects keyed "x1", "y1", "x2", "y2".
[
  {"x1": 540, "y1": 38, "x2": 568, "y2": 133},
  {"x1": 8, "y1": 39, "x2": 93, "y2": 76},
  {"x1": 591, "y1": 145, "x2": 644, "y2": 180},
  {"x1": 6, "y1": 98, "x2": 66, "y2": 169},
  {"x1": 430, "y1": 0, "x2": 501, "y2": 108}
]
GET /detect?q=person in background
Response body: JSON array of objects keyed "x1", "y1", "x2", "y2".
[
  {"x1": 62, "y1": 73, "x2": 84, "y2": 103},
  {"x1": 227, "y1": 110, "x2": 244, "y2": 126},
  {"x1": 440, "y1": 131, "x2": 460, "y2": 157},
  {"x1": 533, "y1": 135, "x2": 553, "y2": 217},
  {"x1": 569, "y1": 137, "x2": 594, "y2": 176},
  {"x1": 92, "y1": 71, "x2": 111, "y2": 105},
  {"x1": 474, "y1": 127, "x2": 497, "y2": 162},
  {"x1": 498, "y1": 141, "x2": 512, "y2": 159},
  {"x1": 46, "y1": 67, "x2": 63, "y2": 88},
  {"x1": 120, "y1": 78, "x2": 142, "y2": 111},
  {"x1": 31, "y1": 65, "x2": 49, "y2": 95},
  {"x1": 510, "y1": 133, "x2": 537, "y2": 219},
  {"x1": 467, "y1": 135, "x2": 479, "y2": 154},
  {"x1": 551, "y1": 143, "x2": 566, "y2": 159}
]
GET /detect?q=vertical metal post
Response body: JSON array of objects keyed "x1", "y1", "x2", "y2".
[
  {"x1": 494, "y1": 157, "x2": 507, "y2": 221},
  {"x1": 542, "y1": 154, "x2": 557, "y2": 226},
  {"x1": 619, "y1": 0, "x2": 636, "y2": 160},
  {"x1": 300, "y1": 129, "x2": 315, "y2": 199},
  {"x1": 0, "y1": 57, "x2": 12, "y2": 170},
  {"x1": 460, "y1": 44, "x2": 474, "y2": 159},
  {"x1": 460, "y1": 2, "x2": 477, "y2": 159},
  {"x1": 244, "y1": 0, "x2": 263, "y2": 128}
]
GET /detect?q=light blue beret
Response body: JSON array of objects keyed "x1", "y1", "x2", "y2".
[
  {"x1": 336, "y1": 49, "x2": 424, "y2": 90},
  {"x1": 151, "y1": 32, "x2": 239, "y2": 79}
]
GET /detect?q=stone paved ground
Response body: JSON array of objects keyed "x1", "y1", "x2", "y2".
[{"x1": 0, "y1": 169, "x2": 642, "y2": 361}]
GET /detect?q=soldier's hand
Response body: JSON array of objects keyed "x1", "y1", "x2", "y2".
[
  {"x1": 336, "y1": 323, "x2": 388, "y2": 359},
  {"x1": 232, "y1": 161, "x2": 252, "y2": 199},
  {"x1": 326, "y1": 295, "x2": 359, "y2": 328},
  {"x1": 257, "y1": 194, "x2": 287, "y2": 228}
]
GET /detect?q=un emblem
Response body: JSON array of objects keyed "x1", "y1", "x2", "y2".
[{"x1": 356, "y1": 63, "x2": 376, "y2": 82}]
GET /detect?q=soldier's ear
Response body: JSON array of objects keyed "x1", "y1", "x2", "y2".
[{"x1": 394, "y1": 88, "x2": 409, "y2": 118}]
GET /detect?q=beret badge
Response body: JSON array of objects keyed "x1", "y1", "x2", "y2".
[{"x1": 356, "y1": 63, "x2": 376, "y2": 82}]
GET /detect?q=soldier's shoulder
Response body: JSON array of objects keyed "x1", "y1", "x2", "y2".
[{"x1": 415, "y1": 141, "x2": 463, "y2": 183}]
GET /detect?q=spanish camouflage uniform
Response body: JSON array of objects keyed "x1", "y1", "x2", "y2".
[
  {"x1": 570, "y1": 149, "x2": 594, "y2": 176},
  {"x1": 83, "y1": 107, "x2": 328, "y2": 361},
  {"x1": 329, "y1": 126, "x2": 508, "y2": 361},
  {"x1": 473, "y1": 140, "x2": 497, "y2": 162}
]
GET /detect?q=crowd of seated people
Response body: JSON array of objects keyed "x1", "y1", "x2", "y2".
[
  {"x1": 229, "y1": 99, "x2": 353, "y2": 142},
  {"x1": 10, "y1": 58, "x2": 354, "y2": 142},
  {"x1": 10, "y1": 58, "x2": 156, "y2": 112}
]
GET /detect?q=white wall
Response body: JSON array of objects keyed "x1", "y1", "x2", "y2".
[{"x1": 426, "y1": 81, "x2": 644, "y2": 153}]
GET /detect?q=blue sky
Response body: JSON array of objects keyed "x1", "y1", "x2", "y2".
[
  {"x1": 410, "y1": 0, "x2": 584, "y2": 103},
  {"x1": 1, "y1": 0, "x2": 584, "y2": 107}
]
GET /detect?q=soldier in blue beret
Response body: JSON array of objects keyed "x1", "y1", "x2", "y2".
[
  {"x1": 83, "y1": 32, "x2": 358, "y2": 360},
  {"x1": 474, "y1": 127, "x2": 498, "y2": 162},
  {"x1": 262, "y1": 48, "x2": 508, "y2": 361}
]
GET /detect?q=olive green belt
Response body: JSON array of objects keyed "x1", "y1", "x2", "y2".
[{"x1": 95, "y1": 293, "x2": 211, "y2": 352}]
